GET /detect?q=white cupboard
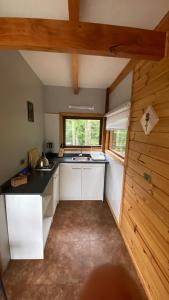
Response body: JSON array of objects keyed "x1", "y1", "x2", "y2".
[
  {"x1": 6, "y1": 167, "x2": 60, "y2": 260},
  {"x1": 6, "y1": 194, "x2": 45, "y2": 259},
  {"x1": 60, "y1": 163, "x2": 105, "y2": 201},
  {"x1": 82, "y1": 166, "x2": 105, "y2": 200},
  {"x1": 60, "y1": 164, "x2": 81, "y2": 200}
]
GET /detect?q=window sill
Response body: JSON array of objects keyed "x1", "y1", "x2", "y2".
[{"x1": 105, "y1": 150, "x2": 125, "y2": 165}]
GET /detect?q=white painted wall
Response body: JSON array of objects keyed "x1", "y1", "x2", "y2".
[
  {"x1": 109, "y1": 72, "x2": 133, "y2": 110},
  {"x1": 105, "y1": 156, "x2": 124, "y2": 222},
  {"x1": 0, "y1": 51, "x2": 44, "y2": 185},
  {"x1": 44, "y1": 86, "x2": 106, "y2": 114},
  {"x1": 0, "y1": 50, "x2": 44, "y2": 270}
]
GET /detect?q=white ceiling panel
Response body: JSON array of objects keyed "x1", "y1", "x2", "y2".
[
  {"x1": 80, "y1": 0, "x2": 169, "y2": 29},
  {"x1": 0, "y1": 0, "x2": 69, "y2": 19},
  {"x1": 79, "y1": 56, "x2": 129, "y2": 89},
  {"x1": 2, "y1": 0, "x2": 169, "y2": 88},
  {"x1": 20, "y1": 51, "x2": 72, "y2": 87}
]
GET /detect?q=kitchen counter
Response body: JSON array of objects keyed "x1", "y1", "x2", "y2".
[
  {"x1": 1, "y1": 154, "x2": 108, "y2": 195},
  {"x1": 1, "y1": 162, "x2": 59, "y2": 195},
  {"x1": 53, "y1": 155, "x2": 109, "y2": 164}
]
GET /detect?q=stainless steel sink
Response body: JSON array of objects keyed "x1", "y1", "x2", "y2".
[{"x1": 72, "y1": 156, "x2": 92, "y2": 161}]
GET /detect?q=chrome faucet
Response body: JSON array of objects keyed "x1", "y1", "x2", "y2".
[{"x1": 79, "y1": 147, "x2": 83, "y2": 157}]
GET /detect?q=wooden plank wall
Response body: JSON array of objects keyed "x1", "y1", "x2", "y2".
[{"x1": 121, "y1": 58, "x2": 169, "y2": 300}]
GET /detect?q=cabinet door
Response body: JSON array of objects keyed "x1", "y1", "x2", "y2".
[
  {"x1": 82, "y1": 165, "x2": 105, "y2": 200},
  {"x1": 53, "y1": 167, "x2": 60, "y2": 214},
  {"x1": 60, "y1": 164, "x2": 82, "y2": 200}
]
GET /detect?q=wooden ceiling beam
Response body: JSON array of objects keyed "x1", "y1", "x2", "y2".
[
  {"x1": 0, "y1": 18, "x2": 166, "y2": 60},
  {"x1": 68, "y1": 0, "x2": 80, "y2": 95},
  {"x1": 155, "y1": 10, "x2": 169, "y2": 31},
  {"x1": 156, "y1": 11, "x2": 169, "y2": 57},
  {"x1": 68, "y1": 0, "x2": 80, "y2": 23},
  {"x1": 108, "y1": 11, "x2": 169, "y2": 94},
  {"x1": 72, "y1": 53, "x2": 79, "y2": 94}
]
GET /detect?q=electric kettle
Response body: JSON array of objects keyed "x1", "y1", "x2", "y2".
[{"x1": 38, "y1": 152, "x2": 49, "y2": 168}]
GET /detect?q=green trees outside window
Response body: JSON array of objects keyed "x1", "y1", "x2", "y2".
[
  {"x1": 64, "y1": 118, "x2": 102, "y2": 147},
  {"x1": 110, "y1": 129, "x2": 127, "y2": 158}
]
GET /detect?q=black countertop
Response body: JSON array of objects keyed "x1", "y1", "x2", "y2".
[
  {"x1": 1, "y1": 162, "x2": 59, "y2": 195},
  {"x1": 1, "y1": 154, "x2": 108, "y2": 195}
]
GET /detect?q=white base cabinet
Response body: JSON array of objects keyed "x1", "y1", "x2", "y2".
[
  {"x1": 6, "y1": 194, "x2": 45, "y2": 259},
  {"x1": 60, "y1": 164, "x2": 81, "y2": 200},
  {"x1": 6, "y1": 167, "x2": 59, "y2": 260},
  {"x1": 82, "y1": 165, "x2": 105, "y2": 200},
  {"x1": 60, "y1": 163, "x2": 105, "y2": 201}
]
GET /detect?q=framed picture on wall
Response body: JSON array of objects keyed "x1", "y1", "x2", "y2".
[{"x1": 27, "y1": 101, "x2": 34, "y2": 122}]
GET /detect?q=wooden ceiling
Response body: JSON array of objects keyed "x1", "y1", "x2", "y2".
[{"x1": 0, "y1": 1, "x2": 168, "y2": 94}]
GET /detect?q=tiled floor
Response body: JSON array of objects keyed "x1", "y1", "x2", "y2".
[{"x1": 1, "y1": 201, "x2": 147, "y2": 300}]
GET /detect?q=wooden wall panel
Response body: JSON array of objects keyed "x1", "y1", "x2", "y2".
[{"x1": 121, "y1": 57, "x2": 169, "y2": 299}]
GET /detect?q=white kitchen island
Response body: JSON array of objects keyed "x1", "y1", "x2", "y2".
[{"x1": 5, "y1": 166, "x2": 59, "y2": 259}]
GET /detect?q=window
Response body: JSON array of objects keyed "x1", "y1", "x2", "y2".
[
  {"x1": 63, "y1": 117, "x2": 103, "y2": 147},
  {"x1": 109, "y1": 129, "x2": 127, "y2": 158}
]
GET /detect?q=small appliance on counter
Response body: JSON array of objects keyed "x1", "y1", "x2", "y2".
[
  {"x1": 38, "y1": 152, "x2": 49, "y2": 168},
  {"x1": 58, "y1": 146, "x2": 64, "y2": 158},
  {"x1": 35, "y1": 161, "x2": 56, "y2": 171},
  {"x1": 28, "y1": 148, "x2": 56, "y2": 171},
  {"x1": 46, "y1": 142, "x2": 54, "y2": 154}
]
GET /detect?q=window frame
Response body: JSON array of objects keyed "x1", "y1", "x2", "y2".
[
  {"x1": 63, "y1": 116, "x2": 103, "y2": 148},
  {"x1": 108, "y1": 129, "x2": 127, "y2": 159}
]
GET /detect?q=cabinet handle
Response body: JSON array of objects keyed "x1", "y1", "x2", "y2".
[
  {"x1": 72, "y1": 167, "x2": 81, "y2": 170},
  {"x1": 83, "y1": 167, "x2": 92, "y2": 170}
]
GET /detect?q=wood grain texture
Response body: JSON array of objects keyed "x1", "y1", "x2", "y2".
[
  {"x1": 102, "y1": 88, "x2": 110, "y2": 152},
  {"x1": 68, "y1": 0, "x2": 79, "y2": 94},
  {"x1": 0, "y1": 18, "x2": 165, "y2": 60},
  {"x1": 108, "y1": 11, "x2": 169, "y2": 94},
  {"x1": 121, "y1": 55, "x2": 169, "y2": 299},
  {"x1": 165, "y1": 31, "x2": 169, "y2": 57},
  {"x1": 68, "y1": 0, "x2": 80, "y2": 23},
  {"x1": 105, "y1": 88, "x2": 110, "y2": 113},
  {"x1": 155, "y1": 11, "x2": 169, "y2": 31},
  {"x1": 71, "y1": 53, "x2": 79, "y2": 94}
]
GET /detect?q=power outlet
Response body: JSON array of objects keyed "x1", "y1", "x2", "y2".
[{"x1": 143, "y1": 172, "x2": 151, "y2": 183}]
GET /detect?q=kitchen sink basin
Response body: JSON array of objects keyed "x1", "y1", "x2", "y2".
[{"x1": 72, "y1": 156, "x2": 92, "y2": 161}]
